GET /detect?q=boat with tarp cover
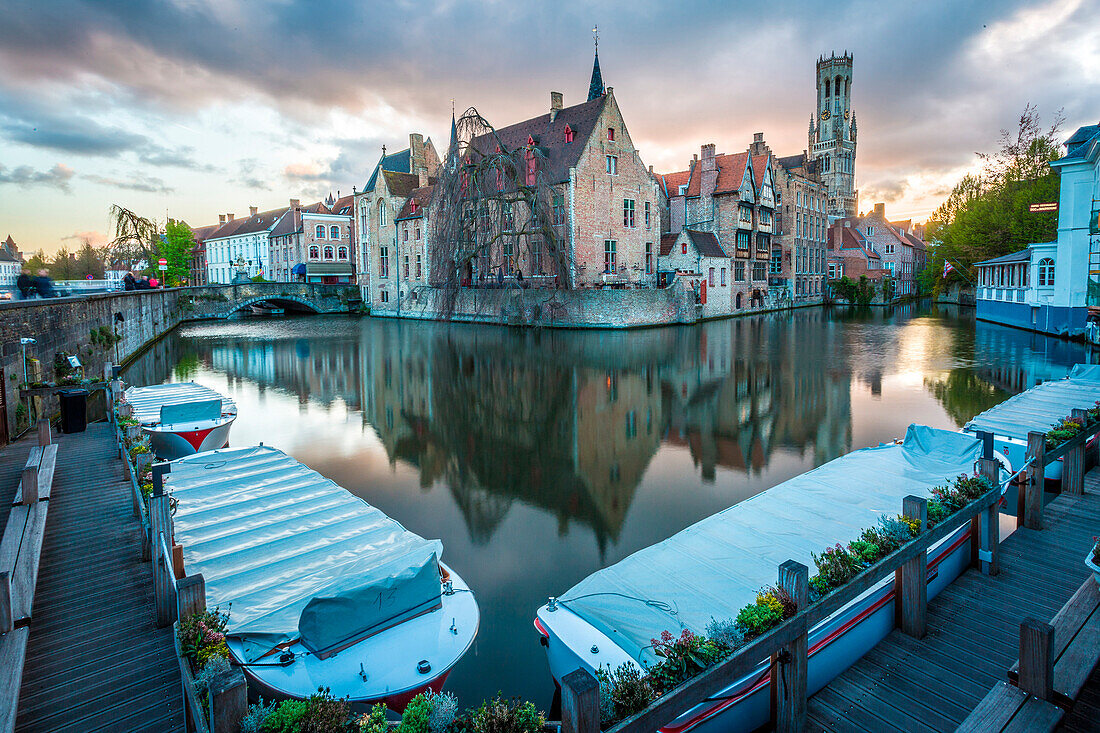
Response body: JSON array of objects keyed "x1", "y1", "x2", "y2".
[
  {"x1": 168, "y1": 445, "x2": 479, "y2": 709},
  {"x1": 963, "y1": 363, "x2": 1100, "y2": 481},
  {"x1": 123, "y1": 382, "x2": 237, "y2": 460},
  {"x1": 535, "y1": 425, "x2": 1003, "y2": 733}
]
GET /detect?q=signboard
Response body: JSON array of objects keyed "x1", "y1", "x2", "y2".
[
  {"x1": 1029, "y1": 202, "x2": 1058, "y2": 213},
  {"x1": 158, "y1": 257, "x2": 168, "y2": 271}
]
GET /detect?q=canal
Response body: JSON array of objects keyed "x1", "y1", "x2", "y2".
[{"x1": 124, "y1": 300, "x2": 1093, "y2": 709}]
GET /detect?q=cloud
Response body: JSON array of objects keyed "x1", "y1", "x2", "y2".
[
  {"x1": 0, "y1": 163, "x2": 74, "y2": 191},
  {"x1": 861, "y1": 179, "x2": 908, "y2": 205},
  {"x1": 84, "y1": 173, "x2": 173, "y2": 194},
  {"x1": 62, "y1": 230, "x2": 108, "y2": 246},
  {"x1": 139, "y1": 145, "x2": 218, "y2": 171}
]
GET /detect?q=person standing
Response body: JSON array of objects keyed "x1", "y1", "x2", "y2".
[
  {"x1": 16, "y1": 268, "x2": 32, "y2": 299},
  {"x1": 33, "y1": 269, "x2": 54, "y2": 298},
  {"x1": 123, "y1": 271, "x2": 137, "y2": 291},
  {"x1": 135, "y1": 275, "x2": 152, "y2": 290},
  {"x1": 148, "y1": 275, "x2": 160, "y2": 288}
]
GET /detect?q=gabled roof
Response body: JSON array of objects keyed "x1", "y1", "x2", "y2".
[
  {"x1": 683, "y1": 151, "x2": 752, "y2": 197},
  {"x1": 382, "y1": 170, "x2": 422, "y2": 198},
  {"x1": 976, "y1": 249, "x2": 1031, "y2": 266},
  {"x1": 659, "y1": 232, "x2": 678, "y2": 256},
  {"x1": 656, "y1": 169, "x2": 692, "y2": 199},
  {"x1": 830, "y1": 225, "x2": 881, "y2": 259},
  {"x1": 685, "y1": 229, "x2": 727, "y2": 258},
  {"x1": 902, "y1": 232, "x2": 927, "y2": 251},
  {"x1": 270, "y1": 201, "x2": 330, "y2": 238},
  {"x1": 395, "y1": 186, "x2": 434, "y2": 221},
  {"x1": 468, "y1": 95, "x2": 609, "y2": 185},
  {"x1": 362, "y1": 148, "x2": 413, "y2": 192},
  {"x1": 1063, "y1": 124, "x2": 1100, "y2": 160},
  {"x1": 751, "y1": 154, "x2": 770, "y2": 190},
  {"x1": 329, "y1": 194, "x2": 355, "y2": 216},
  {"x1": 891, "y1": 219, "x2": 912, "y2": 233},
  {"x1": 0, "y1": 248, "x2": 18, "y2": 263}
]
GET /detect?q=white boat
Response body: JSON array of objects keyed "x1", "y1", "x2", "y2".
[
  {"x1": 249, "y1": 301, "x2": 285, "y2": 316},
  {"x1": 535, "y1": 426, "x2": 1003, "y2": 733},
  {"x1": 963, "y1": 363, "x2": 1100, "y2": 483},
  {"x1": 123, "y1": 382, "x2": 237, "y2": 460},
  {"x1": 168, "y1": 445, "x2": 479, "y2": 710}
]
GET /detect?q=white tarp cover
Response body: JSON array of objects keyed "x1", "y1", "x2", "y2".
[
  {"x1": 124, "y1": 382, "x2": 236, "y2": 426},
  {"x1": 558, "y1": 425, "x2": 981, "y2": 665},
  {"x1": 964, "y1": 367, "x2": 1100, "y2": 441},
  {"x1": 161, "y1": 399, "x2": 222, "y2": 425},
  {"x1": 169, "y1": 446, "x2": 444, "y2": 661}
]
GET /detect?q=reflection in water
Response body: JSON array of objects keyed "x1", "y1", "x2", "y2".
[{"x1": 125, "y1": 302, "x2": 1095, "y2": 707}]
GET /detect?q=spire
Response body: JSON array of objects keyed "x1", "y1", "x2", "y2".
[
  {"x1": 449, "y1": 107, "x2": 458, "y2": 154},
  {"x1": 588, "y1": 25, "x2": 604, "y2": 101}
]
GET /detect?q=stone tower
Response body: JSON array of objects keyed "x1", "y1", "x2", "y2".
[{"x1": 808, "y1": 52, "x2": 858, "y2": 219}]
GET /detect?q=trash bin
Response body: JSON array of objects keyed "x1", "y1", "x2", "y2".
[{"x1": 58, "y1": 388, "x2": 89, "y2": 434}]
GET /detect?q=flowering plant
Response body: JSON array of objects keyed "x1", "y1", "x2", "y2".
[{"x1": 177, "y1": 607, "x2": 231, "y2": 670}]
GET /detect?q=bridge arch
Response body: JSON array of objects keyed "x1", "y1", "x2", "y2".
[{"x1": 224, "y1": 296, "x2": 322, "y2": 317}]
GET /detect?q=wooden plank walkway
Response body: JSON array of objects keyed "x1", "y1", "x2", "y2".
[
  {"x1": 3, "y1": 423, "x2": 184, "y2": 733},
  {"x1": 805, "y1": 474, "x2": 1100, "y2": 732}
]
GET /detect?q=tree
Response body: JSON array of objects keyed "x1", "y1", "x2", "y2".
[
  {"x1": 107, "y1": 204, "x2": 159, "y2": 269},
  {"x1": 926, "y1": 105, "x2": 1064, "y2": 280},
  {"x1": 74, "y1": 239, "x2": 105, "y2": 279},
  {"x1": 23, "y1": 249, "x2": 49, "y2": 274},
  {"x1": 831, "y1": 275, "x2": 876, "y2": 305},
  {"x1": 160, "y1": 220, "x2": 195, "y2": 286},
  {"x1": 49, "y1": 246, "x2": 76, "y2": 280}
]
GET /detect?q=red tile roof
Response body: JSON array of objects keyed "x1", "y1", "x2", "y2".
[
  {"x1": 751, "y1": 154, "x2": 769, "y2": 190},
  {"x1": 684, "y1": 151, "x2": 751, "y2": 197},
  {"x1": 656, "y1": 170, "x2": 692, "y2": 198},
  {"x1": 396, "y1": 185, "x2": 434, "y2": 220}
]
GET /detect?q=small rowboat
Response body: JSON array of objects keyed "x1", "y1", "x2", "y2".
[
  {"x1": 249, "y1": 301, "x2": 285, "y2": 316},
  {"x1": 168, "y1": 445, "x2": 480, "y2": 709},
  {"x1": 123, "y1": 382, "x2": 236, "y2": 460}
]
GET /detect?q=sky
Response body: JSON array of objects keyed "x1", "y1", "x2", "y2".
[{"x1": 0, "y1": 0, "x2": 1097, "y2": 256}]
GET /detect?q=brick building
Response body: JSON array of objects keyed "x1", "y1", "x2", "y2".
[
  {"x1": 268, "y1": 198, "x2": 354, "y2": 283},
  {"x1": 657, "y1": 229, "x2": 732, "y2": 317},
  {"x1": 772, "y1": 148, "x2": 828, "y2": 300},
  {"x1": 808, "y1": 52, "x2": 858, "y2": 218},
  {"x1": 826, "y1": 221, "x2": 885, "y2": 282},
  {"x1": 394, "y1": 185, "x2": 433, "y2": 290},
  {"x1": 832, "y1": 203, "x2": 927, "y2": 296}
]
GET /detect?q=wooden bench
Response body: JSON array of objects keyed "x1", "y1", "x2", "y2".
[
  {"x1": 0, "y1": 419, "x2": 57, "y2": 733},
  {"x1": 1007, "y1": 577, "x2": 1100, "y2": 710},
  {"x1": 957, "y1": 680, "x2": 1063, "y2": 732}
]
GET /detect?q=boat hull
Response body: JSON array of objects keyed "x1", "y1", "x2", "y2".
[
  {"x1": 143, "y1": 417, "x2": 234, "y2": 460},
  {"x1": 536, "y1": 524, "x2": 974, "y2": 733}
]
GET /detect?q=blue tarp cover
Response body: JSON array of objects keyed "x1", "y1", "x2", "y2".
[
  {"x1": 558, "y1": 425, "x2": 981, "y2": 664},
  {"x1": 964, "y1": 365, "x2": 1100, "y2": 441}
]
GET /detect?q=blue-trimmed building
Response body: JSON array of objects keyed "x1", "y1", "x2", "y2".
[{"x1": 976, "y1": 122, "x2": 1100, "y2": 338}]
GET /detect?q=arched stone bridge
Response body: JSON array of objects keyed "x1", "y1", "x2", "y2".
[{"x1": 184, "y1": 282, "x2": 362, "y2": 319}]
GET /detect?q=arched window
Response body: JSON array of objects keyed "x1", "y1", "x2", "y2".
[
  {"x1": 824, "y1": 79, "x2": 830, "y2": 97},
  {"x1": 338, "y1": 246, "x2": 348, "y2": 259},
  {"x1": 323, "y1": 245, "x2": 334, "y2": 260},
  {"x1": 315, "y1": 225, "x2": 325, "y2": 238},
  {"x1": 379, "y1": 200, "x2": 387, "y2": 226},
  {"x1": 329, "y1": 225, "x2": 339, "y2": 239},
  {"x1": 564, "y1": 124, "x2": 574, "y2": 143},
  {"x1": 309, "y1": 245, "x2": 319, "y2": 259},
  {"x1": 835, "y1": 75, "x2": 842, "y2": 96},
  {"x1": 1038, "y1": 257, "x2": 1055, "y2": 286}
]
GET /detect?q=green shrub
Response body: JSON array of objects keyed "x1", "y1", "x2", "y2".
[
  {"x1": 261, "y1": 699, "x2": 309, "y2": 733},
  {"x1": 177, "y1": 607, "x2": 230, "y2": 670},
  {"x1": 596, "y1": 663, "x2": 654, "y2": 724},
  {"x1": 357, "y1": 704, "x2": 390, "y2": 733},
  {"x1": 452, "y1": 695, "x2": 544, "y2": 733}
]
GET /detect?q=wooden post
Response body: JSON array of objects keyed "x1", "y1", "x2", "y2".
[
  {"x1": 172, "y1": 543, "x2": 186, "y2": 579},
  {"x1": 177, "y1": 574, "x2": 206, "y2": 620},
  {"x1": 149, "y1": 493, "x2": 173, "y2": 627},
  {"x1": 1064, "y1": 409, "x2": 1086, "y2": 496},
  {"x1": 21, "y1": 466, "x2": 38, "y2": 505},
  {"x1": 1015, "y1": 471, "x2": 1027, "y2": 529},
  {"x1": 772, "y1": 560, "x2": 808, "y2": 733},
  {"x1": 36, "y1": 418, "x2": 51, "y2": 447},
  {"x1": 0, "y1": 571, "x2": 12, "y2": 634},
  {"x1": 1018, "y1": 618, "x2": 1054, "y2": 701},
  {"x1": 1025, "y1": 432, "x2": 1045, "y2": 530},
  {"x1": 208, "y1": 667, "x2": 248, "y2": 733},
  {"x1": 561, "y1": 668, "x2": 600, "y2": 733},
  {"x1": 977, "y1": 458, "x2": 1000, "y2": 576},
  {"x1": 898, "y1": 495, "x2": 928, "y2": 638}
]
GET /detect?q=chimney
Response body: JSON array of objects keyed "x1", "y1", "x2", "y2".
[
  {"x1": 226, "y1": 213, "x2": 235, "y2": 221},
  {"x1": 873, "y1": 202, "x2": 885, "y2": 218},
  {"x1": 418, "y1": 169, "x2": 428, "y2": 188},
  {"x1": 550, "y1": 91, "x2": 563, "y2": 122},
  {"x1": 753, "y1": 132, "x2": 764, "y2": 143},
  {"x1": 701, "y1": 144, "x2": 716, "y2": 170},
  {"x1": 218, "y1": 214, "x2": 226, "y2": 224},
  {"x1": 289, "y1": 198, "x2": 300, "y2": 208},
  {"x1": 249, "y1": 205, "x2": 258, "y2": 216},
  {"x1": 750, "y1": 132, "x2": 767, "y2": 156},
  {"x1": 409, "y1": 133, "x2": 425, "y2": 174},
  {"x1": 700, "y1": 144, "x2": 718, "y2": 199}
]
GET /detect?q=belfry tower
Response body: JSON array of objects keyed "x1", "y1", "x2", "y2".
[{"x1": 807, "y1": 52, "x2": 858, "y2": 218}]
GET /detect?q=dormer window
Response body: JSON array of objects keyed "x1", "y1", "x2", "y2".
[
  {"x1": 564, "y1": 125, "x2": 574, "y2": 144},
  {"x1": 607, "y1": 127, "x2": 615, "y2": 141},
  {"x1": 527, "y1": 135, "x2": 535, "y2": 146},
  {"x1": 410, "y1": 200, "x2": 418, "y2": 214}
]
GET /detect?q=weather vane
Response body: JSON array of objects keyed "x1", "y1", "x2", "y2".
[
  {"x1": 451, "y1": 98, "x2": 455, "y2": 115},
  {"x1": 593, "y1": 24, "x2": 599, "y2": 49}
]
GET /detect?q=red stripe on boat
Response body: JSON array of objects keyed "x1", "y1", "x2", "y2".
[{"x1": 176, "y1": 426, "x2": 215, "y2": 450}]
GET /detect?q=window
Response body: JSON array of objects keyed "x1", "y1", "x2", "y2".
[
  {"x1": 770, "y1": 247, "x2": 782, "y2": 274},
  {"x1": 709, "y1": 267, "x2": 715, "y2": 287},
  {"x1": 867, "y1": 225, "x2": 875, "y2": 235},
  {"x1": 645, "y1": 242, "x2": 653, "y2": 274},
  {"x1": 606, "y1": 155, "x2": 617, "y2": 175},
  {"x1": 379, "y1": 246, "x2": 389, "y2": 277},
  {"x1": 607, "y1": 127, "x2": 615, "y2": 141},
  {"x1": 338, "y1": 246, "x2": 348, "y2": 259},
  {"x1": 309, "y1": 245, "x2": 319, "y2": 259},
  {"x1": 623, "y1": 199, "x2": 635, "y2": 228},
  {"x1": 1038, "y1": 257, "x2": 1055, "y2": 286},
  {"x1": 737, "y1": 231, "x2": 750, "y2": 250},
  {"x1": 316, "y1": 225, "x2": 325, "y2": 238},
  {"x1": 757, "y1": 233, "x2": 770, "y2": 255},
  {"x1": 324, "y1": 245, "x2": 334, "y2": 259},
  {"x1": 379, "y1": 201, "x2": 386, "y2": 226},
  {"x1": 739, "y1": 206, "x2": 752, "y2": 224},
  {"x1": 735, "y1": 261, "x2": 745, "y2": 281},
  {"x1": 403, "y1": 254, "x2": 410, "y2": 279},
  {"x1": 360, "y1": 200, "x2": 369, "y2": 235},
  {"x1": 564, "y1": 124, "x2": 574, "y2": 143},
  {"x1": 825, "y1": 79, "x2": 831, "y2": 97},
  {"x1": 884, "y1": 243, "x2": 894, "y2": 255},
  {"x1": 415, "y1": 254, "x2": 422, "y2": 279},
  {"x1": 403, "y1": 228, "x2": 409, "y2": 242},
  {"x1": 828, "y1": 262, "x2": 837, "y2": 279},
  {"x1": 415, "y1": 227, "x2": 420, "y2": 240},
  {"x1": 720, "y1": 267, "x2": 727, "y2": 286},
  {"x1": 503, "y1": 240, "x2": 513, "y2": 274},
  {"x1": 604, "y1": 240, "x2": 617, "y2": 273},
  {"x1": 525, "y1": 148, "x2": 537, "y2": 186},
  {"x1": 752, "y1": 262, "x2": 766, "y2": 281},
  {"x1": 552, "y1": 192, "x2": 565, "y2": 225},
  {"x1": 380, "y1": 290, "x2": 389, "y2": 303},
  {"x1": 796, "y1": 213, "x2": 802, "y2": 238},
  {"x1": 681, "y1": 241, "x2": 687, "y2": 254},
  {"x1": 532, "y1": 239, "x2": 543, "y2": 273},
  {"x1": 330, "y1": 225, "x2": 339, "y2": 239},
  {"x1": 502, "y1": 202, "x2": 514, "y2": 231}
]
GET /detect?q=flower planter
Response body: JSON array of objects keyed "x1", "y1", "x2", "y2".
[{"x1": 1087, "y1": 545, "x2": 1100, "y2": 588}]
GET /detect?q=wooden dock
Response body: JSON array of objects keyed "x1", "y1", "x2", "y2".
[
  {"x1": 805, "y1": 474, "x2": 1100, "y2": 732},
  {"x1": 3, "y1": 424, "x2": 183, "y2": 732}
]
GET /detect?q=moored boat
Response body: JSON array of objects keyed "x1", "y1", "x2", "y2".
[
  {"x1": 167, "y1": 445, "x2": 479, "y2": 709},
  {"x1": 249, "y1": 301, "x2": 285, "y2": 316},
  {"x1": 123, "y1": 382, "x2": 237, "y2": 460},
  {"x1": 534, "y1": 425, "x2": 1003, "y2": 733},
  {"x1": 963, "y1": 363, "x2": 1100, "y2": 483}
]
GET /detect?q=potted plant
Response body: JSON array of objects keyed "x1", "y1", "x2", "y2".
[{"x1": 1087, "y1": 538, "x2": 1100, "y2": 587}]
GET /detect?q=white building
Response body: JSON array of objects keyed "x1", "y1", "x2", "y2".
[
  {"x1": 0, "y1": 235, "x2": 22, "y2": 289},
  {"x1": 204, "y1": 206, "x2": 286, "y2": 284}
]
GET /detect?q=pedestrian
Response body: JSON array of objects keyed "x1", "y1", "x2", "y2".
[
  {"x1": 122, "y1": 271, "x2": 137, "y2": 291},
  {"x1": 33, "y1": 269, "x2": 55, "y2": 298},
  {"x1": 149, "y1": 275, "x2": 160, "y2": 288},
  {"x1": 135, "y1": 275, "x2": 152, "y2": 290},
  {"x1": 16, "y1": 268, "x2": 33, "y2": 299}
]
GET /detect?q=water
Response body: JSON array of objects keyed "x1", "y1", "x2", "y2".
[{"x1": 125, "y1": 300, "x2": 1093, "y2": 708}]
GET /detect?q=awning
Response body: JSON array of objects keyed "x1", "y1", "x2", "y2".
[
  {"x1": 291, "y1": 263, "x2": 307, "y2": 275},
  {"x1": 306, "y1": 263, "x2": 353, "y2": 276}
]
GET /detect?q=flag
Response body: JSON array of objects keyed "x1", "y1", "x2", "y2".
[{"x1": 942, "y1": 260, "x2": 955, "y2": 278}]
